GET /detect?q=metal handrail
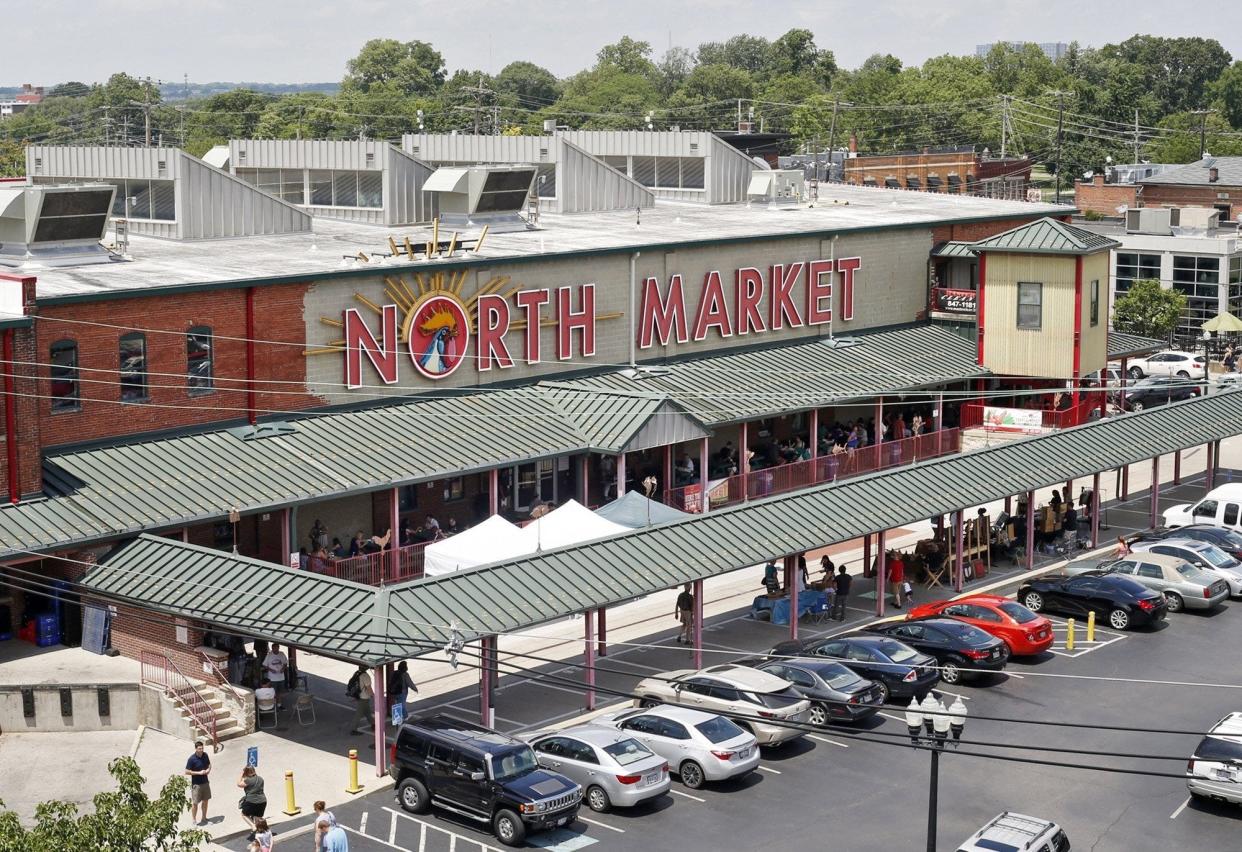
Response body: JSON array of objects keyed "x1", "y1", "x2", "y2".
[
  {"x1": 140, "y1": 650, "x2": 219, "y2": 751},
  {"x1": 197, "y1": 650, "x2": 244, "y2": 710}
]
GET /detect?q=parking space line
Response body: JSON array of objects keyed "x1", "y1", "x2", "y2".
[
  {"x1": 808, "y1": 733, "x2": 850, "y2": 748},
  {"x1": 360, "y1": 810, "x2": 368, "y2": 833},
  {"x1": 342, "y1": 825, "x2": 405, "y2": 850},
  {"x1": 670, "y1": 789, "x2": 706, "y2": 802},
  {"x1": 389, "y1": 811, "x2": 397, "y2": 844},
  {"x1": 934, "y1": 688, "x2": 971, "y2": 700},
  {"x1": 758, "y1": 765, "x2": 782, "y2": 774},
  {"x1": 878, "y1": 712, "x2": 905, "y2": 724},
  {"x1": 1170, "y1": 796, "x2": 1191, "y2": 819},
  {"x1": 451, "y1": 835, "x2": 458, "y2": 852},
  {"x1": 1007, "y1": 673, "x2": 1026, "y2": 679},
  {"x1": 383, "y1": 807, "x2": 503, "y2": 852},
  {"x1": 578, "y1": 815, "x2": 625, "y2": 833}
]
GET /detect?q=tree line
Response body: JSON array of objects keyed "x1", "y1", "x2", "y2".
[{"x1": 5, "y1": 32, "x2": 1242, "y2": 181}]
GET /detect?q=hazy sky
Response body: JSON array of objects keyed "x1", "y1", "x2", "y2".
[{"x1": 6, "y1": 0, "x2": 1242, "y2": 86}]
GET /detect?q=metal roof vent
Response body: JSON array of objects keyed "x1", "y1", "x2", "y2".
[
  {"x1": 424, "y1": 165, "x2": 538, "y2": 233},
  {"x1": 0, "y1": 184, "x2": 119, "y2": 269},
  {"x1": 226, "y1": 421, "x2": 298, "y2": 441}
]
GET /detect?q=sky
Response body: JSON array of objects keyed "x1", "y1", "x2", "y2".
[{"x1": 6, "y1": 0, "x2": 1242, "y2": 86}]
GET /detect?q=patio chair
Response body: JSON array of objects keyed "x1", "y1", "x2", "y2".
[
  {"x1": 256, "y1": 696, "x2": 279, "y2": 729},
  {"x1": 294, "y1": 692, "x2": 316, "y2": 726}
]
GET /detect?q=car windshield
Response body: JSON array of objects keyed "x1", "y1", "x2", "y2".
[
  {"x1": 871, "y1": 639, "x2": 918, "y2": 663},
  {"x1": 935, "y1": 621, "x2": 992, "y2": 643},
  {"x1": 972, "y1": 842, "x2": 1021, "y2": 852},
  {"x1": 819, "y1": 663, "x2": 864, "y2": 689},
  {"x1": 1175, "y1": 563, "x2": 1212, "y2": 583},
  {"x1": 491, "y1": 746, "x2": 539, "y2": 781},
  {"x1": 1195, "y1": 736, "x2": 1242, "y2": 762},
  {"x1": 603, "y1": 738, "x2": 653, "y2": 767},
  {"x1": 1104, "y1": 575, "x2": 1148, "y2": 595},
  {"x1": 748, "y1": 687, "x2": 802, "y2": 708},
  {"x1": 1196, "y1": 545, "x2": 1236, "y2": 568},
  {"x1": 997, "y1": 601, "x2": 1039, "y2": 624},
  {"x1": 694, "y1": 715, "x2": 746, "y2": 744}
]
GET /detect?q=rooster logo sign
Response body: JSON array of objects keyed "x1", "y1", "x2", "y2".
[{"x1": 408, "y1": 294, "x2": 469, "y2": 380}]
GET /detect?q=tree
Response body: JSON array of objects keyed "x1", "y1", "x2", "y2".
[
  {"x1": 768, "y1": 28, "x2": 836, "y2": 86},
  {"x1": 1103, "y1": 35, "x2": 1231, "y2": 116},
  {"x1": 253, "y1": 92, "x2": 344, "y2": 139},
  {"x1": 182, "y1": 89, "x2": 274, "y2": 153},
  {"x1": 0, "y1": 138, "x2": 23, "y2": 178},
  {"x1": 48, "y1": 81, "x2": 89, "y2": 98},
  {"x1": 546, "y1": 67, "x2": 659, "y2": 130},
  {"x1": 494, "y1": 61, "x2": 561, "y2": 109},
  {"x1": 1112, "y1": 280, "x2": 1186, "y2": 341},
  {"x1": 342, "y1": 39, "x2": 446, "y2": 96},
  {"x1": 0, "y1": 757, "x2": 207, "y2": 852},
  {"x1": 1210, "y1": 61, "x2": 1242, "y2": 129},
  {"x1": 1145, "y1": 111, "x2": 1242, "y2": 163},
  {"x1": 655, "y1": 47, "x2": 695, "y2": 99},
  {"x1": 595, "y1": 36, "x2": 657, "y2": 78},
  {"x1": 696, "y1": 35, "x2": 771, "y2": 76}
]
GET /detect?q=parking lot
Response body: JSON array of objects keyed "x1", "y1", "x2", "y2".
[{"x1": 219, "y1": 471, "x2": 1242, "y2": 851}]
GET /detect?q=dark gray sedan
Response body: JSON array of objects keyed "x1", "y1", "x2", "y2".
[{"x1": 741, "y1": 657, "x2": 884, "y2": 725}]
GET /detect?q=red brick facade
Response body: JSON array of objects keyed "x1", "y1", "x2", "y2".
[
  {"x1": 1074, "y1": 174, "x2": 1242, "y2": 221},
  {"x1": 1072, "y1": 176, "x2": 1140, "y2": 217}
]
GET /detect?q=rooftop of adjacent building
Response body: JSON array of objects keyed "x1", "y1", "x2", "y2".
[{"x1": 21, "y1": 184, "x2": 1067, "y2": 301}]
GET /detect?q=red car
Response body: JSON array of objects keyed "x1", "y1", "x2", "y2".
[{"x1": 906, "y1": 594, "x2": 1054, "y2": 656}]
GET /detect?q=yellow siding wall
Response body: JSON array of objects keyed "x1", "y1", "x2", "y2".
[
  {"x1": 1078, "y1": 252, "x2": 1109, "y2": 376},
  {"x1": 982, "y1": 253, "x2": 1077, "y2": 377}
]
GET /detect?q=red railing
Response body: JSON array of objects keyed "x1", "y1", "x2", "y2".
[
  {"x1": 962, "y1": 397, "x2": 1101, "y2": 432},
  {"x1": 197, "y1": 650, "x2": 244, "y2": 711},
  {"x1": 665, "y1": 428, "x2": 961, "y2": 512},
  {"x1": 140, "y1": 650, "x2": 219, "y2": 751},
  {"x1": 329, "y1": 540, "x2": 430, "y2": 585}
]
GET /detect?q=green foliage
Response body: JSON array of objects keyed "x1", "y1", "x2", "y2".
[
  {"x1": 595, "y1": 37, "x2": 656, "y2": 78},
  {"x1": 48, "y1": 81, "x2": 89, "y2": 98},
  {"x1": 696, "y1": 35, "x2": 771, "y2": 76},
  {"x1": 494, "y1": 62, "x2": 561, "y2": 109},
  {"x1": 0, "y1": 138, "x2": 23, "y2": 177},
  {"x1": 0, "y1": 756, "x2": 208, "y2": 852},
  {"x1": 1145, "y1": 111, "x2": 1242, "y2": 163},
  {"x1": 1113, "y1": 280, "x2": 1186, "y2": 341},
  {"x1": 1210, "y1": 61, "x2": 1242, "y2": 129},
  {"x1": 1100, "y1": 35, "x2": 1230, "y2": 116},
  {"x1": 342, "y1": 38, "x2": 446, "y2": 96},
  {"x1": 546, "y1": 68, "x2": 659, "y2": 130}
]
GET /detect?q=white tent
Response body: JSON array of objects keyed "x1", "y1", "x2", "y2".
[
  {"x1": 422, "y1": 514, "x2": 525, "y2": 577},
  {"x1": 515, "y1": 500, "x2": 632, "y2": 552},
  {"x1": 595, "y1": 490, "x2": 693, "y2": 529}
]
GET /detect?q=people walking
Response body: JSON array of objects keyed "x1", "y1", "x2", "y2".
[
  {"x1": 313, "y1": 801, "x2": 337, "y2": 851},
  {"x1": 320, "y1": 819, "x2": 349, "y2": 852},
  {"x1": 888, "y1": 552, "x2": 905, "y2": 609},
  {"x1": 832, "y1": 566, "x2": 851, "y2": 621},
  {"x1": 184, "y1": 740, "x2": 211, "y2": 826},
  {"x1": 387, "y1": 661, "x2": 418, "y2": 714},
  {"x1": 252, "y1": 817, "x2": 273, "y2": 852},
  {"x1": 674, "y1": 583, "x2": 694, "y2": 645},
  {"x1": 347, "y1": 666, "x2": 374, "y2": 735},
  {"x1": 236, "y1": 765, "x2": 267, "y2": 837}
]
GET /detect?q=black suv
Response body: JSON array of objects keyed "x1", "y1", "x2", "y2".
[{"x1": 389, "y1": 714, "x2": 582, "y2": 846}]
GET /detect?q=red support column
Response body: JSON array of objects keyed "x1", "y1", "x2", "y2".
[
  {"x1": 1091, "y1": 472, "x2": 1101, "y2": 547},
  {"x1": 740, "y1": 422, "x2": 750, "y2": 500},
  {"x1": 1174, "y1": 450, "x2": 1182, "y2": 485},
  {"x1": 873, "y1": 398, "x2": 884, "y2": 469},
  {"x1": 489, "y1": 469, "x2": 500, "y2": 515},
  {"x1": 692, "y1": 579, "x2": 704, "y2": 669},
  {"x1": 616, "y1": 453, "x2": 627, "y2": 500},
  {"x1": 663, "y1": 444, "x2": 673, "y2": 499},
  {"x1": 1025, "y1": 490, "x2": 1036, "y2": 571},
  {"x1": 579, "y1": 455, "x2": 590, "y2": 505},
  {"x1": 1004, "y1": 496, "x2": 1012, "y2": 515},
  {"x1": 389, "y1": 486, "x2": 400, "y2": 580},
  {"x1": 953, "y1": 510, "x2": 965, "y2": 592},
  {"x1": 875, "y1": 531, "x2": 888, "y2": 617},
  {"x1": 1118, "y1": 358, "x2": 1128, "y2": 415},
  {"x1": 1121, "y1": 465, "x2": 1130, "y2": 500},
  {"x1": 787, "y1": 556, "x2": 799, "y2": 643},
  {"x1": 935, "y1": 392, "x2": 944, "y2": 456},
  {"x1": 597, "y1": 607, "x2": 607, "y2": 657},
  {"x1": 584, "y1": 610, "x2": 596, "y2": 711},
  {"x1": 810, "y1": 409, "x2": 820, "y2": 462},
  {"x1": 1207, "y1": 442, "x2": 1216, "y2": 490},
  {"x1": 280, "y1": 508, "x2": 290, "y2": 565},
  {"x1": 372, "y1": 667, "x2": 386, "y2": 776},
  {"x1": 1064, "y1": 479, "x2": 1073, "y2": 507},
  {"x1": 863, "y1": 533, "x2": 872, "y2": 581},
  {"x1": 480, "y1": 636, "x2": 494, "y2": 728},
  {"x1": 1214, "y1": 440, "x2": 1222, "y2": 484},
  {"x1": 699, "y1": 438, "x2": 710, "y2": 514},
  {"x1": 1150, "y1": 456, "x2": 1161, "y2": 528}
]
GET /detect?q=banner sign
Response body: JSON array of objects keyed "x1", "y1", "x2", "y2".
[
  {"x1": 982, "y1": 406, "x2": 1043, "y2": 433},
  {"x1": 934, "y1": 287, "x2": 977, "y2": 314}
]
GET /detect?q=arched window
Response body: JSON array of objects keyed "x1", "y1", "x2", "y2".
[
  {"x1": 186, "y1": 325, "x2": 213, "y2": 392},
  {"x1": 49, "y1": 339, "x2": 79, "y2": 412},
  {"x1": 119, "y1": 332, "x2": 147, "y2": 401}
]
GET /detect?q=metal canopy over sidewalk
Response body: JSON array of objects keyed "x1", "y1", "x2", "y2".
[{"x1": 82, "y1": 389, "x2": 1242, "y2": 664}]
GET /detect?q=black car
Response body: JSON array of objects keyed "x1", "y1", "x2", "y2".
[
  {"x1": 1017, "y1": 573, "x2": 1168, "y2": 630},
  {"x1": 389, "y1": 714, "x2": 582, "y2": 846},
  {"x1": 768, "y1": 635, "x2": 940, "y2": 705},
  {"x1": 1143, "y1": 524, "x2": 1242, "y2": 561},
  {"x1": 740, "y1": 657, "x2": 885, "y2": 724},
  {"x1": 1122, "y1": 377, "x2": 1200, "y2": 411},
  {"x1": 865, "y1": 617, "x2": 1009, "y2": 684}
]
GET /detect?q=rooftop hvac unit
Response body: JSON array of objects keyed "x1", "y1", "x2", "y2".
[
  {"x1": 1125, "y1": 207, "x2": 1173, "y2": 236},
  {"x1": 0, "y1": 183, "x2": 118, "y2": 269},
  {"x1": 424, "y1": 165, "x2": 538, "y2": 232},
  {"x1": 747, "y1": 169, "x2": 806, "y2": 203}
]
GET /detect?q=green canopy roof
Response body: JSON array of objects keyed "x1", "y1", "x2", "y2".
[{"x1": 971, "y1": 217, "x2": 1120, "y2": 256}]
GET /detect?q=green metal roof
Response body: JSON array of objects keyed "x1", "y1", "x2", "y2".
[
  {"x1": 83, "y1": 389, "x2": 1242, "y2": 663},
  {"x1": 932, "y1": 241, "x2": 977, "y2": 259},
  {"x1": 1108, "y1": 332, "x2": 1165, "y2": 360},
  {"x1": 542, "y1": 388, "x2": 709, "y2": 453},
  {"x1": 971, "y1": 217, "x2": 1120, "y2": 256}
]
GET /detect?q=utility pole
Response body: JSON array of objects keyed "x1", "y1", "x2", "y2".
[
  {"x1": 999, "y1": 95, "x2": 1012, "y2": 158},
  {"x1": 143, "y1": 78, "x2": 152, "y2": 147},
  {"x1": 457, "y1": 73, "x2": 494, "y2": 135},
  {"x1": 1047, "y1": 89, "x2": 1075, "y2": 204},
  {"x1": 1133, "y1": 107, "x2": 1140, "y2": 164},
  {"x1": 1192, "y1": 109, "x2": 1216, "y2": 159},
  {"x1": 825, "y1": 97, "x2": 843, "y2": 183}
]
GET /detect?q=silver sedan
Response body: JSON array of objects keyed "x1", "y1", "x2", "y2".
[
  {"x1": 595, "y1": 705, "x2": 760, "y2": 790},
  {"x1": 526, "y1": 724, "x2": 670, "y2": 812}
]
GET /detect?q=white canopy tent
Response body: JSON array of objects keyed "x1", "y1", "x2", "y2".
[
  {"x1": 514, "y1": 500, "x2": 632, "y2": 552},
  {"x1": 422, "y1": 514, "x2": 525, "y2": 577}
]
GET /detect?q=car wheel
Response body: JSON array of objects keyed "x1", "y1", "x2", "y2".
[
  {"x1": 1022, "y1": 591, "x2": 1044, "y2": 612},
  {"x1": 1129, "y1": 366, "x2": 1144, "y2": 379},
  {"x1": 493, "y1": 808, "x2": 526, "y2": 847},
  {"x1": 874, "y1": 681, "x2": 891, "y2": 706},
  {"x1": 397, "y1": 778, "x2": 431, "y2": 815},
  {"x1": 1177, "y1": 370, "x2": 1190, "y2": 379},
  {"x1": 679, "y1": 760, "x2": 706, "y2": 789},
  {"x1": 639, "y1": 698, "x2": 660, "y2": 708},
  {"x1": 1165, "y1": 592, "x2": 1184, "y2": 613},
  {"x1": 808, "y1": 702, "x2": 830, "y2": 726},
  {"x1": 1130, "y1": 400, "x2": 1145, "y2": 411},
  {"x1": 1108, "y1": 608, "x2": 1131, "y2": 630},
  {"x1": 940, "y1": 657, "x2": 963, "y2": 684},
  {"x1": 585, "y1": 785, "x2": 611, "y2": 813}
]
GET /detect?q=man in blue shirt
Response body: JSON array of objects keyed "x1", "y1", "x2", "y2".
[
  {"x1": 184, "y1": 741, "x2": 211, "y2": 825},
  {"x1": 321, "y1": 820, "x2": 349, "y2": 851}
]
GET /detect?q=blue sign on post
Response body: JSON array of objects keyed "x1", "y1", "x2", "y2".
[
  {"x1": 391, "y1": 702, "x2": 406, "y2": 727},
  {"x1": 246, "y1": 746, "x2": 259, "y2": 768}
]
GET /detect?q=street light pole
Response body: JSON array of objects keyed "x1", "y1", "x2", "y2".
[{"x1": 906, "y1": 694, "x2": 968, "y2": 852}]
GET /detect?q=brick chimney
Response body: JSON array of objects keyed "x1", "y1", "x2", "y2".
[
  {"x1": 848, "y1": 134, "x2": 858, "y2": 154},
  {"x1": 1210, "y1": 167, "x2": 1219, "y2": 183}
]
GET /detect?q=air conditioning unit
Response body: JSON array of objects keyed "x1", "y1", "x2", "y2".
[
  {"x1": 0, "y1": 183, "x2": 118, "y2": 269},
  {"x1": 1125, "y1": 207, "x2": 1173, "y2": 236}
]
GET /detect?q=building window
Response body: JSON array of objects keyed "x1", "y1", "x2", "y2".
[
  {"x1": 119, "y1": 332, "x2": 148, "y2": 401},
  {"x1": 186, "y1": 325, "x2": 213, "y2": 393},
  {"x1": 49, "y1": 339, "x2": 79, "y2": 412},
  {"x1": 1173, "y1": 255, "x2": 1221, "y2": 342},
  {"x1": 1115, "y1": 252, "x2": 1160, "y2": 295},
  {"x1": 103, "y1": 178, "x2": 175, "y2": 220},
  {"x1": 1229, "y1": 256, "x2": 1242, "y2": 318},
  {"x1": 443, "y1": 476, "x2": 465, "y2": 502},
  {"x1": 1017, "y1": 282, "x2": 1042, "y2": 329},
  {"x1": 1090, "y1": 279, "x2": 1100, "y2": 327}
]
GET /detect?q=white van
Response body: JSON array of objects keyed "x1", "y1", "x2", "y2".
[{"x1": 1164, "y1": 484, "x2": 1242, "y2": 532}]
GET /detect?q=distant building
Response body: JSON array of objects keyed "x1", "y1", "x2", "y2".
[
  {"x1": 0, "y1": 84, "x2": 43, "y2": 119},
  {"x1": 842, "y1": 141, "x2": 1035, "y2": 201},
  {"x1": 1075, "y1": 158, "x2": 1242, "y2": 222},
  {"x1": 975, "y1": 42, "x2": 1068, "y2": 62}
]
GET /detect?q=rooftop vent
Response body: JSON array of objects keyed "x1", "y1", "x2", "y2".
[
  {"x1": 424, "y1": 165, "x2": 537, "y2": 233},
  {"x1": 0, "y1": 184, "x2": 118, "y2": 269}
]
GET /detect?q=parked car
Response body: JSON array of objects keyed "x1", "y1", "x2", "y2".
[
  {"x1": 1017, "y1": 572, "x2": 1168, "y2": 630},
  {"x1": 1126, "y1": 349, "x2": 1207, "y2": 380},
  {"x1": 1142, "y1": 524, "x2": 1242, "y2": 561},
  {"x1": 1104, "y1": 554, "x2": 1229, "y2": 612},
  {"x1": 737, "y1": 657, "x2": 885, "y2": 725},
  {"x1": 1187, "y1": 711, "x2": 1242, "y2": 805},
  {"x1": 595, "y1": 705, "x2": 759, "y2": 790},
  {"x1": 389, "y1": 715, "x2": 581, "y2": 846},
  {"x1": 1128, "y1": 538, "x2": 1242, "y2": 598},
  {"x1": 1121, "y1": 376, "x2": 1200, "y2": 411},
  {"x1": 1164, "y1": 484, "x2": 1242, "y2": 533},
  {"x1": 631, "y1": 664, "x2": 811, "y2": 746},
  {"x1": 525, "y1": 724, "x2": 669, "y2": 813},
  {"x1": 907, "y1": 594, "x2": 1054, "y2": 656},
  {"x1": 865, "y1": 617, "x2": 1009, "y2": 684},
  {"x1": 769, "y1": 634, "x2": 940, "y2": 704},
  {"x1": 956, "y1": 812, "x2": 1071, "y2": 852}
]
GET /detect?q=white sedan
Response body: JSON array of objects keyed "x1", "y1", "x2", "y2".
[{"x1": 1126, "y1": 350, "x2": 1207, "y2": 380}]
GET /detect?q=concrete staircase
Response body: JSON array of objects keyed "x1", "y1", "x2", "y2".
[{"x1": 149, "y1": 680, "x2": 252, "y2": 746}]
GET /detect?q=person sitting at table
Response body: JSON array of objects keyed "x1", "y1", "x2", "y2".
[{"x1": 674, "y1": 453, "x2": 696, "y2": 486}]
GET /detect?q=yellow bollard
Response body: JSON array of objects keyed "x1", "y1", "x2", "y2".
[
  {"x1": 1087, "y1": 611, "x2": 1096, "y2": 643},
  {"x1": 346, "y1": 748, "x2": 365, "y2": 795},
  {"x1": 282, "y1": 770, "x2": 302, "y2": 816},
  {"x1": 1066, "y1": 618, "x2": 1075, "y2": 651}
]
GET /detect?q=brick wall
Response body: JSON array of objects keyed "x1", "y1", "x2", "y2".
[
  {"x1": 931, "y1": 216, "x2": 1051, "y2": 244},
  {"x1": 1141, "y1": 184, "x2": 1240, "y2": 220},
  {"x1": 1073, "y1": 176, "x2": 1140, "y2": 217},
  {"x1": 106, "y1": 601, "x2": 216, "y2": 684}
]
